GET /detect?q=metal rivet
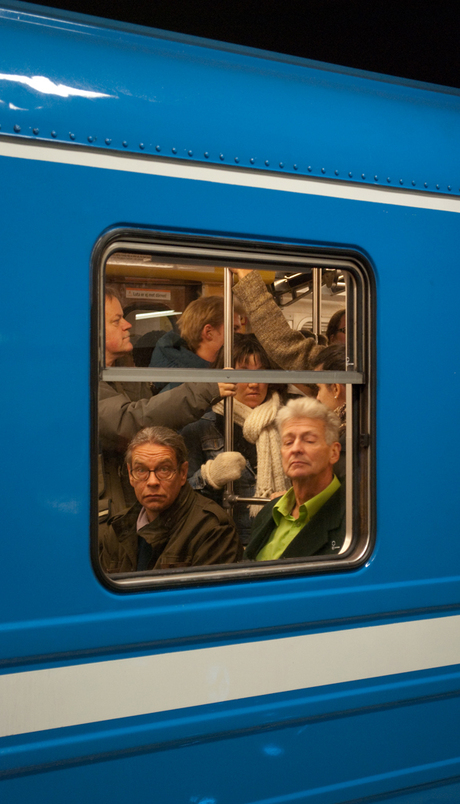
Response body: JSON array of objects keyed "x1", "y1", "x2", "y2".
[
  {"x1": 307, "y1": 166, "x2": 312, "y2": 172},
  {"x1": 69, "y1": 132, "x2": 75, "y2": 140},
  {"x1": 436, "y1": 184, "x2": 440, "y2": 190},
  {"x1": 188, "y1": 150, "x2": 193, "y2": 157},
  {"x1": 265, "y1": 160, "x2": 270, "y2": 166},
  {"x1": 448, "y1": 185, "x2": 452, "y2": 191},
  {"x1": 139, "y1": 143, "x2": 145, "y2": 150},
  {"x1": 399, "y1": 179, "x2": 403, "y2": 185},
  {"x1": 220, "y1": 154, "x2": 225, "y2": 161},
  {"x1": 33, "y1": 128, "x2": 39, "y2": 135},
  {"x1": 250, "y1": 157, "x2": 255, "y2": 164},
  {"x1": 14, "y1": 124, "x2": 21, "y2": 133},
  {"x1": 87, "y1": 135, "x2": 93, "y2": 143},
  {"x1": 122, "y1": 141, "x2": 128, "y2": 147},
  {"x1": 411, "y1": 180, "x2": 416, "y2": 186},
  {"x1": 293, "y1": 164, "x2": 298, "y2": 170},
  {"x1": 105, "y1": 138, "x2": 112, "y2": 145},
  {"x1": 335, "y1": 169, "x2": 339, "y2": 176},
  {"x1": 387, "y1": 177, "x2": 391, "y2": 183},
  {"x1": 361, "y1": 173, "x2": 366, "y2": 179},
  {"x1": 374, "y1": 175, "x2": 378, "y2": 181},
  {"x1": 321, "y1": 167, "x2": 325, "y2": 174},
  {"x1": 155, "y1": 145, "x2": 161, "y2": 152},
  {"x1": 235, "y1": 156, "x2": 240, "y2": 163},
  {"x1": 348, "y1": 172, "x2": 353, "y2": 178},
  {"x1": 424, "y1": 182, "x2": 428, "y2": 187},
  {"x1": 279, "y1": 161, "x2": 284, "y2": 168},
  {"x1": 172, "y1": 147, "x2": 177, "y2": 154},
  {"x1": 204, "y1": 151, "x2": 209, "y2": 158},
  {"x1": 51, "y1": 130, "x2": 58, "y2": 138}
]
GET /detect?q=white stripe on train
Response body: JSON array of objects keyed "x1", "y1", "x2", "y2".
[
  {"x1": 1, "y1": 614, "x2": 460, "y2": 738},
  {"x1": 1, "y1": 139, "x2": 460, "y2": 213}
]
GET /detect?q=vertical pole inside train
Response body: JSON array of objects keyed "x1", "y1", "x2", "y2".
[
  {"x1": 223, "y1": 267, "x2": 234, "y2": 511},
  {"x1": 312, "y1": 267, "x2": 322, "y2": 342}
]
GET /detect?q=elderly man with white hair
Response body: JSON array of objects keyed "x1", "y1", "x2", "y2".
[{"x1": 245, "y1": 397, "x2": 346, "y2": 560}]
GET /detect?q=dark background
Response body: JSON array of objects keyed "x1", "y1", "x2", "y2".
[{"x1": 37, "y1": 0, "x2": 460, "y2": 90}]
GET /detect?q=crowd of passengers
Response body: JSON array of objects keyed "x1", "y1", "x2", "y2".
[{"x1": 99, "y1": 268, "x2": 348, "y2": 573}]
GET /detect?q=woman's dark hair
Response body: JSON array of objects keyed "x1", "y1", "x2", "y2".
[
  {"x1": 326, "y1": 308, "x2": 345, "y2": 344},
  {"x1": 310, "y1": 344, "x2": 346, "y2": 371},
  {"x1": 213, "y1": 333, "x2": 286, "y2": 399}
]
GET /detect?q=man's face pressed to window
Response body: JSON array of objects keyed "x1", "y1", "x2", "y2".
[{"x1": 128, "y1": 443, "x2": 188, "y2": 521}]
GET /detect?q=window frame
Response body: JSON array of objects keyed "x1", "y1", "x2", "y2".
[{"x1": 91, "y1": 227, "x2": 375, "y2": 591}]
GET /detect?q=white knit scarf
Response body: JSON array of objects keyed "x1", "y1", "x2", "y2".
[{"x1": 212, "y1": 391, "x2": 288, "y2": 516}]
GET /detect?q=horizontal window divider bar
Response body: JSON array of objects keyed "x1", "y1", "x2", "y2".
[
  {"x1": 227, "y1": 495, "x2": 270, "y2": 505},
  {"x1": 101, "y1": 368, "x2": 364, "y2": 384}
]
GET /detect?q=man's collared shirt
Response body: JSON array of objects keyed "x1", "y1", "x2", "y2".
[
  {"x1": 136, "y1": 506, "x2": 153, "y2": 570},
  {"x1": 256, "y1": 475, "x2": 341, "y2": 561},
  {"x1": 136, "y1": 507, "x2": 150, "y2": 531}
]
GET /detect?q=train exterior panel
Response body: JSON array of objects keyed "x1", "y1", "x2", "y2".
[{"x1": 1, "y1": 2, "x2": 460, "y2": 802}]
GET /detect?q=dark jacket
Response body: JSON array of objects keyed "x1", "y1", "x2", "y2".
[
  {"x1": 98, "y1": 380, "x2": 222, "y2": 517},
  {"x1": 149, "y1": 330, "x2": 210, "y2": 393},
  {"x1": 99, "y1": 482, "x2": 244, "y2": 572},
  {"x1": 245, "y1": 482, "x2": 346, "y2": 560}
]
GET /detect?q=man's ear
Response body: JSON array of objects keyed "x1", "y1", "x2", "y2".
[
  {"x1": 127, "y1": 464, "x2": 135, "y2": 488},
  {"x1": 201, "y1": 324, "x2": 212, "y2": 341},
  {"x1": 179, "y1": 461, "x2": 189, "y2": 485},
  {"x1": 329, "y1": 442, "x2": 341, "y2": 465}
]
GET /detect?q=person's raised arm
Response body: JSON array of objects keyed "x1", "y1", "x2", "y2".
[
  {"x1": 99, "y1": 380, "x2": 236, "y2": 451},
  {"x1": 231, "y1": 268, "x2": 315, "y2": 371}
]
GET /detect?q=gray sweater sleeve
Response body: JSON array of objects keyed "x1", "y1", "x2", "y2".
[
  {"x1": 99, "y1": 380, "x2": 220, "y2": 450},
  {"x1": 233, "y1": 270, "x2": 314, "y2": 371}
]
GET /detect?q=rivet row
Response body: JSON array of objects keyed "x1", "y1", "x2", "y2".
[{"x1": 6, "y1": 124, "x2": 459, "y2": 191}]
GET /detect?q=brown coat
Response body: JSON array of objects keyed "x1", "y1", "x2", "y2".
[
  {"x1": 99, "y1": 483, "x2": 244, "y2": 572},
  {"x1": 233, "y1": 270, "x2": 316, "y2": 370}
]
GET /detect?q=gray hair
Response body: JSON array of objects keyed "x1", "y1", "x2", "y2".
[
  {"x1": 125, "y1": 426, "x2": 188, "y2": 467},
  {"x1": 276, "y1": 397, "x2": 340, "y2": 445}
]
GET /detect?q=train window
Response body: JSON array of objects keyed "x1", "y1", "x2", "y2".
[{"x1": 94, "y1": 235, "x2": 373, "y2": 589}]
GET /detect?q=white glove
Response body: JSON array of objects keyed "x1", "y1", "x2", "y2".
[{"x1": 200, "y1": 452, "x2": 246, "y2": 489}]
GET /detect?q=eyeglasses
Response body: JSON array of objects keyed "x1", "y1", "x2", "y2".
[{"x1": 130, "y1": 464, "x2": 177, "y2": 482}]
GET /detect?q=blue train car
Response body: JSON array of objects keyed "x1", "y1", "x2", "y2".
[{"x1": 1, "y1": 2, "x2": 460, "y2": 802}]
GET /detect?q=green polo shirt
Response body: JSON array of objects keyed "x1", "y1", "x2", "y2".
[{"x1": 256, "y1": 475, "x2": 341, "y2": 561}]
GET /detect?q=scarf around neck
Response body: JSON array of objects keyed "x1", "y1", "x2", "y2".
[{"x1": 213, "y1": 392, "x2": 288, "y2": 515}]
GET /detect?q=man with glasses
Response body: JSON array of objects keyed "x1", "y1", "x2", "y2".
[
  {"x1": 99, "y1": 426, "x2": 243, "y2": 572},
  {"x1": 100, "y1": 286, "x2": 237, "y2": 520}
]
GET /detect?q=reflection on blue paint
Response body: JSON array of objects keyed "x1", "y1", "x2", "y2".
[
  {"x1": 263, "y1": 744, "x2": 284, "y2": 756},
  {"x1": 190, "y1": 797, "x2": 217, "y2": 804},
  {"x1": 0, "y1": 73, "x2": 112, "y2": 99}
]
